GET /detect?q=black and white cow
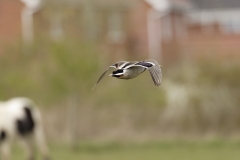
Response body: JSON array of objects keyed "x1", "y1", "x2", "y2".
[{"x1": 0, "y1": 97, "x2": 49, "y2": 160}]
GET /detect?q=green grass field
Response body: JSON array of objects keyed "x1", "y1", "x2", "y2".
[{"x1": 11, "y1": 140, "x2": 240, "y2": 160}]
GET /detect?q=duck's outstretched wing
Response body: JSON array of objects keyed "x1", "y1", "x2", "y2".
[
  {"x1": 92, "y1": 66, "x2": 116, "y2": 90},
  {"x1": 134, "y1": 60, "x2": 162, "y2": 86}
]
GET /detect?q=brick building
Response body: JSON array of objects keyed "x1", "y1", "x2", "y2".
[
  {"x1": 0, "y1": 0, "x2": 24, "y2": 49},
  {"x1": 1, "y1": 0, "x2": 240, "y2": 62},
  {"x1": 127, "y1": 0, "x2": 240, "y2": 63},
  {"x1": 0, "y1": 0, "x2": 41, "y2": 53}
]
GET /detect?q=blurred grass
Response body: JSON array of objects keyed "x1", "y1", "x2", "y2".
[
  {"x1": 12, "y1": 140, "x2": 240, "y2": 160},
  {"x1": 1, "y1": 39, "x2": 240, "y2": 141}
]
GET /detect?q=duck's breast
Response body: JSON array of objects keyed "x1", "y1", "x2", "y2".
[{"x1": 122, "y1": 67, "x2": 146, "y2": 79}]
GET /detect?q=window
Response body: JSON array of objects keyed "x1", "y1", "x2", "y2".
[{"x1": 221, "y1": 19, "x2": 240, "y2": 34}]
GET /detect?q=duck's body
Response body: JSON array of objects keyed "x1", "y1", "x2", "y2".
[
  {"x1": 110, "y1": 65, "x2": 146, "y2": 79},
  {"x1": 92, "y1": 59, "x2": 162, "y2": 90}
]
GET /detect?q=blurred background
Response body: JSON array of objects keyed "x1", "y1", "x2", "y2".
[{"x1": 1, "y1": 0, "x2": 240, "y2": 159}]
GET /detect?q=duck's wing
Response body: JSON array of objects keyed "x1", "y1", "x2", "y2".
[
  {"x1": 92, "y1": 66, "x2": 116, "y2": 90},
  {"x1": 133, "y1": 60, "x2": 162, "y2": 86}
]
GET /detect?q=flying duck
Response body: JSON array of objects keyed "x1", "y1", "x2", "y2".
[{"x1": 92, "y1": 59, "x2": 162, "y2": 90}]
